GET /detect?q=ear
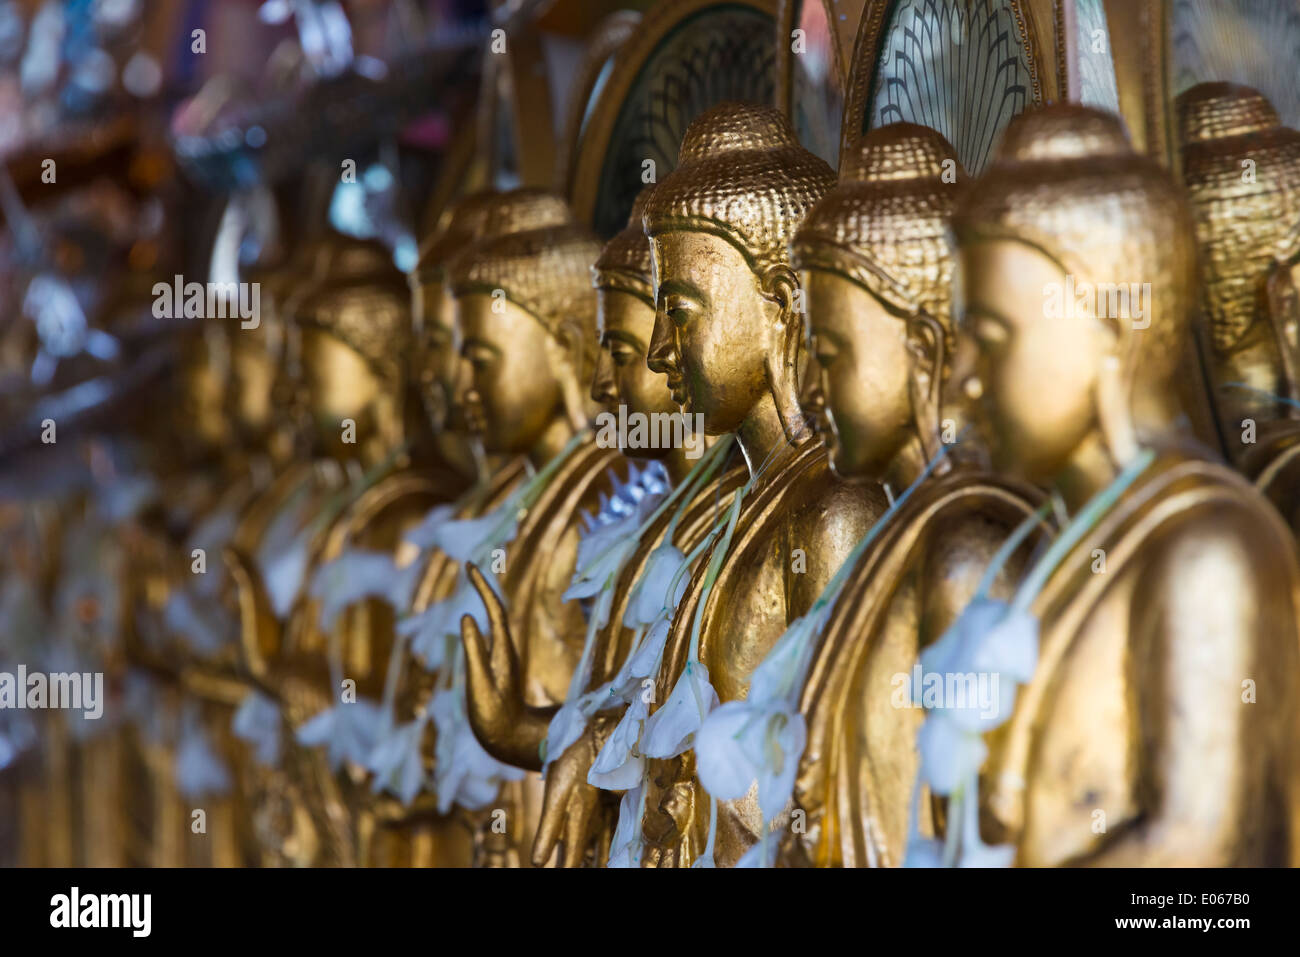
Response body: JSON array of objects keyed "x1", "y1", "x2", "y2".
[
  {"x1": 760, "y1": 265, "x2": 812, "y2": 440},
  {"x1": 1265, "y1": 256, "x2": 1300, "y2": 413},
  {"x1": 1095, "y1": 348, "x2": 1139, "y2": 467},
  {"x1": 905, "y1": 310, "x2": 947, "y2": 460},
  {"x1": 549, "y1": 317, "x2": 597, "y2": 430}
]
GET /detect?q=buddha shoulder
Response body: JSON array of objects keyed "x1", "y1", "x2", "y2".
[
  {"x1": 1133, "y1": 484, "x2": 1298, "y2": 624},
  {"x1": 781, "y1": 461, "x2": 887, "y2": 584}
]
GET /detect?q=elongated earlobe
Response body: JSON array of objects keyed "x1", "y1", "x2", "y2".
[
  {"x1": 550, "y1": 321, "x2": 597, "y2": 431},
  {"x1": 906, "y1": 310, "x2": 948, "y2": 463},
  {"x1": 1096, "y1": 351, "x2": 1140, "y2": 467},
  {"x1": 761, "y1": 266, "x2": 812, "y2": 442}
]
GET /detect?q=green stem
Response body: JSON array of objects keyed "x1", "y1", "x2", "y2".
[{"x1": 1011, "y1": 447, "x2": 1155, "y2": 613}]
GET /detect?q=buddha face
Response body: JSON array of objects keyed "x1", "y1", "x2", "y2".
[
  {"x1": 456, "y1": 292, "x2": 565, "y2": 454},
  {"x1": 592, "y1": 288, "x2": 679, "y2": 461},
  {"x1": 177, "y1": 337, "x2": 232, "y2": 453},
  {"x1": 958, "y1": 239, "x2": 1108, "y2": 481},
  {"x1": 804, "y1": 269, "x2": 914, "y2": 478},
  {"x1": 298, "y1": 326, "x2": 382, "y2": 458},
  {"x1": 647, "y1": 232, "x2": 775, "y2": 434},
  {"x1": 413, "y1": 276, "x2": 463, "y2": 431},
  {"x1": 229, "y1": 330, "x2": 277, "y2": 441}
]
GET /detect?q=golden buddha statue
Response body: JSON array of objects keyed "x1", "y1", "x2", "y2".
[
  {"x1": 226, "y1": 233, "x2": 455, "y2": 866},
  {"x1": 611, "y1": 101, "x2": 889, "y2": 868},
  {"x1": 941, "y1": 104, "x2": 1300, "y2": 866},
  {"x1": 741, "y1": 123, "x2": 1047, "y2": 868},
  {"x1": 1177, "y1": 82, "x2": 1300, "y2": 534},
  {"x1": 431, "y1": 189, "x2": 645, "y2": 866},
  {"x1": 408, "y1": 191, "x2": 499, "y2": 485},
  {"x1": 460, "y1": 189, "x2": 748, "y2": 866},
  {"x1": 365, "y1": 188, "x2": 587, "y2": 868},
  {"x1": 118, "y1": 322, "x2": 256, "y2": 867}
]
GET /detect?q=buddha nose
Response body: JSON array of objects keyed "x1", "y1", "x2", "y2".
[
  {"x1": 590, "y1": 347, "x2": 618, "y2": 406},
  {"x1": 801, "y1": 362, "x2": 826, "y2": 422},
  {"x1": 647, "y1": 307, "x2": 676, "y2": 375},
  {"x1": 450, "y1": 355, "x2": 478, "y2": 431},
  {"x1": 948, "y1": 334, "x2": 983, "y2": 409}
]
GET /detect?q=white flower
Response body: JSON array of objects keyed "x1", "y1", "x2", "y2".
[
  {"x1": 695, "y1": 698, "x2": 805, "y2": 823},
  {"x1": 232, "y1": 689, "x2": 282, "y2": 767},
  {"x1": 970, "y1": 606, "x2": 1038, "y2": 684},
  {"x1": 624, "y1": 543, "x2": 688, "y2": 628},
  {"x1": 175, "y1": 716, "x2": 232, "y2": 798},
  {"x1": 542, "y1": 701, "x2": 587, "y2": 772},
  {"x1": 625, "y1": 617, "x2": 672, "y2": 685},
  {"x1": 920, "y1": 597, "x2": 1036, "y2": 733},
  {"x1": 903, "y1": 836, "x2": 945, "y2": 868},
  {"x1": 588, "y1": 694, "x2": 649, "y2": 791},
  {"x1": 262, "y1": 533, "x2": 310, "y2": 618},
  {"x1": 916, "y1": 710, "x2": 986, "y2": 797},
  {"x1": 429, "y1": 687, "x2": 523, "y2": 813},
  {"x1": 403, "y1": 503, "x2": 457, "y2": 549},
  {"x1": 427, "y1": 498, "x2": 519, "y2": 562},
  {"x1": 295, "y1": 698, "x2": 386, "y2": 772},
  {"x1": 607, "y1": 785, "x2": 645, "y2": 868},
  {"x1": 163, "y1": 588, "x2": 232, "y2": 654},
  {"x1": 562, "y1": 536, "x2": 638, "y2": 611},
  {"x1": 639, "y1": 659, "x2": 719, "y2": 759},
  {"x1": 397, "y1": 568, "x2": 496, "y2": 669},
  {"x1": 747, "y1": 607, "x2": 826, "y2": 706},
  {"x1": 0, "y1": 711, "x2": 37, "y2": 771},
  {"x1": 366, "y1": 716, "x2": 429, "y2": 806},
  {"x1": 310, "y1": 549, "x2": 421, "y2": 631}
]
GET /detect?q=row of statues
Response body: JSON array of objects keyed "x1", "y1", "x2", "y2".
[{"x1": 7, "y1": 79, "x2": 1300, "y2": 868}]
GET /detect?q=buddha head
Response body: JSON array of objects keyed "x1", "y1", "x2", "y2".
[
  {"x1": 642, "y1": 102, "x2": 836, "y2": 443},
  {"x1": 793, "y1": 123, "x2": 967, "y2": 478},
  {"x1": 293, "y1": 235, "x2": 410, "y2": 465},
  {"x1": 411, "y1": 191, "x2": 497, "y2": 436},
  {"x1": 589, "y1": 187, "x2": 688, "y2": 461},
  {"x1": 1177, "y1": 82, "x2": 1300, "y2": 434},
  {"x1": 224, "y1": 306, "x2": 287, "y2": 456},
  {"x1": 448, "y1": 190, "x2": 602, "y2": 457},
  {"x1": 952, "y1": 105, "x2": 1197, "y2": 483},
  {"x1": 174, "y1": 321, "x2": 234, "y2": 459}
]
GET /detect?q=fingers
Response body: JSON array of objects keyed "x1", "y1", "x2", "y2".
[
  {"x1": 466, "y1": 562, "x2": 514, "y2": 680},
  {"x1": 532, "y1": 769, "x2": 570, "y2": 866},
  {"x1": 562, "y1": 784, "x2": 596, "y2": 868},
  {"x1": 460, "y1": 611, "x2": 495, "y2": 724}
]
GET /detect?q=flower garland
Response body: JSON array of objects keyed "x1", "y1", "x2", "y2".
[
  {"x1": 904, "y1": 446, "x2": 1156, "y2": 867},
  {"x1": 541, "y1": 441, "x2": 735, "y2": 773},
  {"x1": 693, "y1": 439, "x2": 958, "y2": 867},
  {"x1": 602, "y1": 435, "x2": 801, "y2": 867}
]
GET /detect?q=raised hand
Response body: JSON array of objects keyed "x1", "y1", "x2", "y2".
[{"x1": 460, "y1": 562, "x2": 552, "y2": 771}]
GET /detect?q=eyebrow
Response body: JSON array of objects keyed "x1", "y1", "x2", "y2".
[
  {"x1": 601, "y1": 329, "x2": 646, "y2": 352},
  {"x1": 656, "y1": 277, "x2": 709, "y2": 311},
  {"x1": 459, "y1": 336, "x2": 502, "y2": 357},
  {"x1": 812, "y1": 324, "x2": 848, "y2": 350},
  {"x1": 959, "y1": 304, "x2": 1013, "y2": 333}
]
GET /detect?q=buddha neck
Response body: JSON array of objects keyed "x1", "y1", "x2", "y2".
[
  {"x1": 1053, "y1": 430, "x2": 1122, "y2": 517},
  {"x1": 883, "y1": 430, "x2": 930, "y2": 501},
  {"x1": 663, "y1": 444, "x2": 696, "y2": 486},
  {"x1": 736, "y1": 389, "x2": 804, "y2": 487},
  {"x1": 526, "y1": 415, "x2": 581, "y2": 471}
]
